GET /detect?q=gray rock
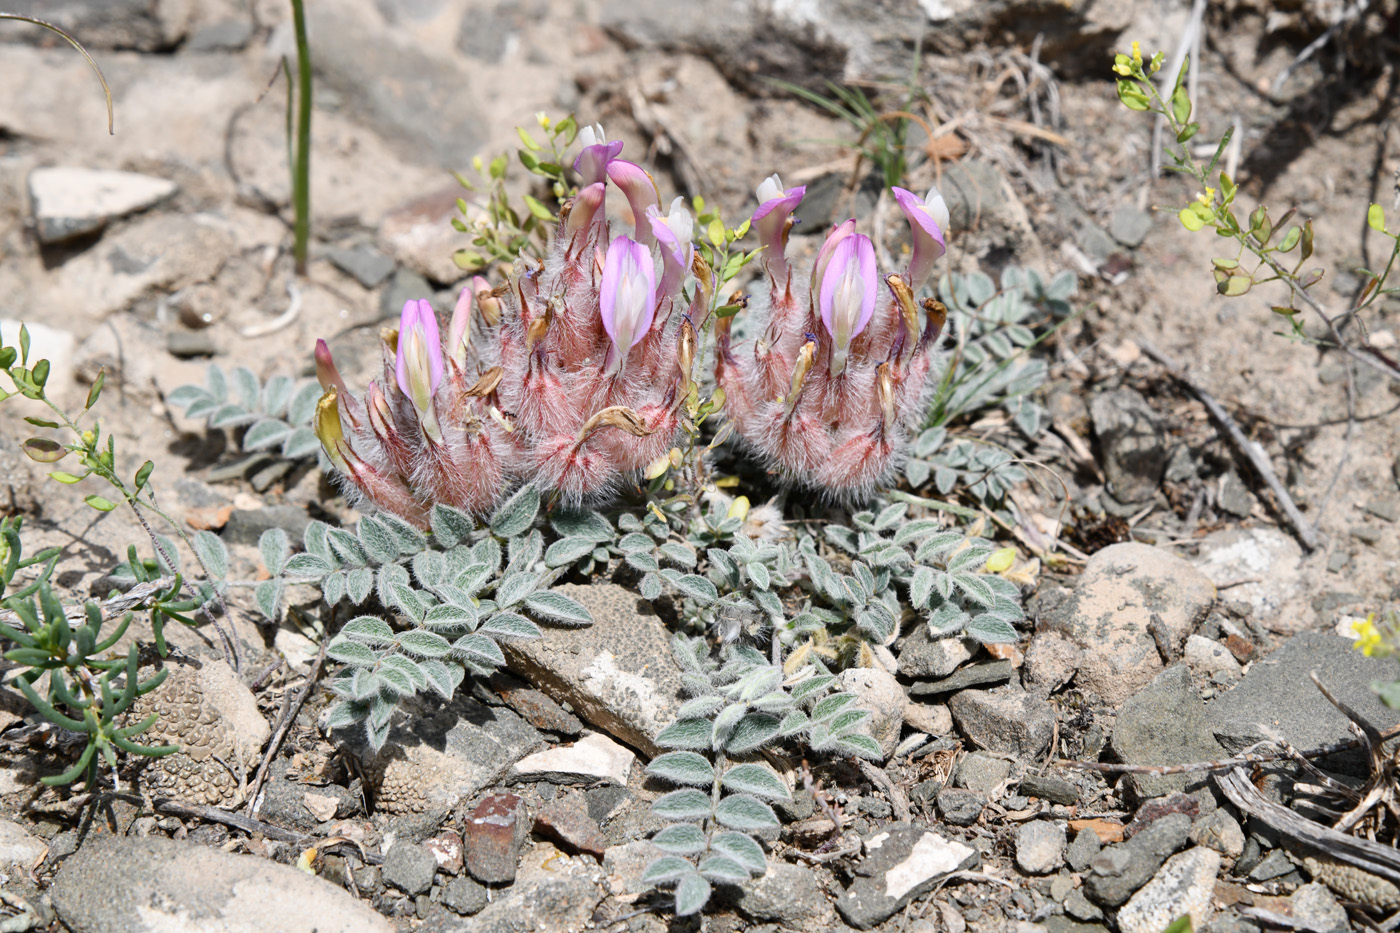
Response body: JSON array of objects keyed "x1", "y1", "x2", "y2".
[
  {"x1": 940, "y1": 159, "x2": 1011, "y2": 233},
  {"x1": 1067, "y1": 888, "x2": 1104, "y2": 921},
  {"x1": 384, "y1": 840, "x2": 438, "y2": 895},
  {"x1": 1084, "y1": 813, "x2": 1192, "y2": 907},
  {"x1": 1054, "y1": 193, "x2": 1118, "y2": 264},
  {"x1": 936, "y1": 788, "x2": 985, "y2": 826},
  {"x1": 1189, "y1": 527, "x2": 1305, "y2": 629},
  {"x1": 1190, "y1": 808, "x2": 1245, "y2": 859},
  {"x1": 1041, "y1": 919, "x2": 1111, "y2": 933},
  {"x1": 947, "y1": 688, "x2": 1055, "y2": 759},
  {"x1": 897, "y1": 628, "x2": 975, "y2": 679},
  {"x1": 1091, "y1": 388, "x2": 1167, "y2": 505},
  {"x1": 501, "y1": 584, "x2": 685, "y2": 758},
  {"x1": 1117, "y1": 847, "x2": 1221, "y2": 933},
  {"x1": 510, "y1": 732, "x2": 634, "y2": 785},
  {"x1": 600, "y1": 840, "x2": 664, "y2": 897},
  {"x1": 1208, "y1": 631, "x2": 1400, "y2": 774},
  {"x1": 726, "y1": 861, "x2": 827, "y2": 922},
  {"x1": 441, "y1": 876, "x2": 488, "y2": 916},
  {"x1": 455, "y1": 0, "x2": 528, "y2": 63},
  {"x1": 1110, "y1": 206, "x2": 1154, "y2": 248},
  {"x1": 1111, "y1": 665, "x2": 1226, "y2": 801},
  {"x1": 328, "y1": 244, "x2": 396, "y2": 289},
  {"x1": 379, "y1": 267, "x2": 434, "y2": 320},
  {"x1": 904, "y1": 701, "x2": 954, "y2": 736},
  {"x1": 222, "y1": 506, "x2": 312, "y2": 547},
  {"x1": 335, "y1": 694, "x2": 544, "y2": 815},
  {"x1": 50, "y1": 835, "x2": 391, "y2": 932},
  {"x1": 1217, "y1": 471, "x2": 1257, "y2": 518},
  {"x1": 0, "y1": 818, "x2": 47, "y2": 867},
  {"x1": 1040, "y1": 543, "x2": 1217, "y2": 706},
  {"x1": 1184, "y1": 635, "x2": 1243, "y2": 686},
  {"x1": 1020, "y1": 774, "x2": 1080, "y2": 806},
  {"x1": 835, "y1": 826, "x2": 978, "y2": 929},
  {"x1": 167, "y1": 330, "x2": 219, "y2": 358},
  {"x1": 1023, "y1": 630, "x2": 1084, "y2": 696},
  {"x1": 1366, "y1": 497, "x2": 1400, "y2": 523},
  {"x1": 1066, "y1": 826, "x2": 1101, "y2": 872},
  {"x1": 1015, "y1": 822, "x2": 1067, "y2": 875},
  {"x1": 4, "y1": 0, "x2": 187, "y2": 51},
  {"x1": 1249, "y1": 849, "x2": 1295, "y2": 881},
  {"x1": 186, "y1": 18, "x2": 254, "y2": 51},
  {"x1": 1290, "y1": 882, "x2": 1349, "y2": 933},
  {"x1": 956, "y1": 753, "x2": 1012, "y2": 794},
  {"x1": 920, "y1": 0, "x2": 1134, "y2": 76},
  {"x1": 838, "y1": 665, "x2": 907, "y2": 757},
  {"x1": 909, "y1": 659, "x2": 1014, "y2": 697},
  {"x1": 447, "y1": 843, "x2": 604, "y2": 933},
  {"x1": 29, "y1": 167, "x2": 178, "y2": 244}
]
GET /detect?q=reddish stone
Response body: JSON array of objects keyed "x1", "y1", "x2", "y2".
[
  {"x1": 532, "y1": 793, "x2": 606, "y2": 859},
  {"x1": 1122, "y1": 792, "x2": 1200, "y2": 838},
  {"x1": 1222, "y1": 633, "x2": 1256, "y2": 664},
  {"x1": 424, "y1": 829, "x2": 464, "y2": 875},
  {"x1": 488, "y1": 672, "x2": 583, "y2": 736},
  {"x1": 464, "y1": 793, "x2": 527, "y2": 884}
]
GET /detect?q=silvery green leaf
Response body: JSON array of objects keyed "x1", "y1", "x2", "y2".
[
  {"x1": 424, "y1": 603, "x2": 477, "y2": 632},
  {"x1": 366, "y1": 712, "x2": 393, "y2": 753},
  {"x1": 864, "y1": 544, "x2": 909, "y2": 568},
  {"x1": 389, "y1": 584, "x2": 428, "y2": 622},
  {"x1": 412, "y1": 550, "x2": 446, "y2": 588},
  {"x1": 822, "y1": 524, "x2": 860, "y2": 555},
  {"x1": 397, "y1": 630, "x2": 452, "y2": 658},
  {"x1": 617, "y1": 532, "x2": 654, "y2": 554},
  {"x1": 892, "y1": 520, "x2": 942, "y2": 547},
  {"x1": 549, "y1": 510, "x2": 613, "y2": 543},
  {"x1": 713, "y1": 794, "x2": 778, "y2": 832},
  {"x1": 659, "y1": 543, "x2": 697, "y2": 568},
  {"x1": 322, "y1": 571, "x2": 345, "y2": 606},
  {"x1": 699, "y1": 855, "x2": 749, "y2": 884},
  {"x1": 341, "y1": 616, "x2": 395, "y2": 645},
  {"x1": 523, "y1": 591, "x2": 591, "y2": 626},
  {"x1": 357, "y1": 516, "x2": 398, "y2": 564},
  {"x1": 947, "y1": 544, "x2": 993, "y2": 574},
  {"x1": 545, "y1": 536, "x2": 597, "y2": 568},
  {"x1": 852, "y1": 562, "x2": 875, "y2": 599},
  {"x1": 674, "y1": 872, "x2": 711, "y2": 917},
  {"x1": 752, "y1": 691, "x2": 792, "y2": 712},
  {"x1": 639, "y1": 573, "x2": 661, "y2": 601},
  {"x1": 851, "y1": 511, "x2": 876, "y2": 532},
  {"x1": 376, "y1": 563, "x2": 410, "y2": 606},
  {"x1": 324, "y1": 700, "x2": 368, "y2": 731},
  {"x1": 346, "y1": 567, "x2": 373, "y2": 605},
  {"x1": 418, "y1": 659, "x2": 459, "y2": 699},
  {"x1": 150, "y1": 534, "x2": 181, "y2": 575},
  {"x1": 506, "y1": 529, "x2": 542, "y2": 574},
  {"x1": 591, "y1": 547, "x2": 608, "y2": 563},
  {"x1": 204, "y1": 365, "x2": 228, "y2": 404},
  {"x1": 738, "y1": 667, "x2": 781, "y2": 703},
  {"x1": 826, "y1": 708, "x2": 871, "y2": 736},
  {"x1": 242, "y1": 418, "x2": 291, "y2": 451},
  {"x1": 375, "y1": 661, "x2": 415, "y2": 696},
  {"x1": 656, "y1": 717, "x2": 711, "y2": 749},
  {"x1": 676, "y1": 695, "x2": 725, "y2": 719},
  {"x1": 472, "y1": 537, "x2": 502, "y2": 571},
  {"x1": 258, "y1": 527, "x2": 290, "y2": 576},
  {"x1": 927, "y1": 600, "x2": 969, "y2": 634},
  {"x1": 327, "y1": 529, "x2": 368, "y2": 568},
  {"x1": 905, "y1": 458, "x2": 932, "y2": 488},
  {"x1": 326, "y1": 636, "x2": 377, "y2": 666},
  {"x1": 286, "y1": 380, "x2": 321, "y2": 426},
  {"x1": 721, "y1": 763, "x2": 790, "y2": 801},
  {"x1": 254, "y1": 579, "x2": 282, "y2": 621},
  {"x1": 966, "y1": 613, "x2": 1018, "y2": 645},
  {"x1": 626, "y1": 551, "x2": 659, "y2": 572},
  {"x1": 874, "y1": 502, "x2": 907, "y2": 530},
  {"x1": 452, "y1": 633, "x2": 504, "y2": 667},
  {"x1": 647, "y1": 751, "x2": 715, "y2": 786},
  {"x1": 379, "y1": 514, "x2": 426, "y2": 555},
  {"x1": 166, "y1": 384, "x2": 211, "y2": 410},
  {"x1": 954, "y1": 573, "x2": 996, "y2": 608},
  {"x1": 711, "y1": 702, "x2": 746, "y2": 750},
  {"x1": 725, "y1": 714, "x2": 781, "y2": 754},
  {"x1": 183, "y1": 396, "x2": 218, "y2": 419},
  {"x1": 779, "y1": 710, "x2": 810, "y2": 735},
  {"x1": 934, "y1": 571, "x2": 954, "y2": 601},
  {"x1": 283, "y1": 552, "x2": 333, "y2": 578},
  {"x1": 228, "y1": 366, "x2": 258, "y2": 408},
  {"x1": 669, "y1": 574, "x2": 717, "y2": 605},
  {"x1": 616, "y1": 512, "x2": 643, "y2": 533},
  {"x1": 190, "y1": 530, "x2": 228, "y2": 581},
  {"x1": 857, "y1": 603, "x2": 896, "y2": 644},
  {"x1": 478, "y1": 612, "x2": 541, "y2": 640},
  {"x1": 651, "y1": 824, "x2": 707, "y2": 856},
  {"x1": 833, "y1": 733, "x2": 884, "y2": 760},
  {"x1": 910, "y1": 565, "x2": 936, "y2": 609},
  {"x1": 494, "y1": 572, "x2": 537, "y2": 609},
  {"x1": 453, "y1": 562, "x2": 493, "y2": 596},
  {"x1": 812, "y1": 693, "x2": 857, "y2": 722},
  {"x1": 280, "y1": 427, "x2": 320, "y2": 460},
  {"x1": 490, "y1": 484, "x2": 539, "y2": 537},
  {"x1": 260, "y1": 374, "x2": 294, "y2": 417},
  {"x1": 382, "y1": 654, "x2": 426, "y2": 691},
  {"x1": 934, "y1": 466, "x2": 958, "y2": 495},
  {"x1": 753, "y1": 589, "x2": 782, "y2": 619},
  {"x1": 652, "y1": 788, "x2": 711, "y2": 822},
  {"x1": 711, "y1": 831, "x2": 766, "y2": 874},
  {"x1": 914, "y1": 426, "x2": 947, "y2": 458},
  {"x1": 748, "y1": 561, "x2": 771, "y2": 591},
  {"x1": 641, "y1": 856, "x2": 694, "y2": 885},
  {"x1": 430, "y1": 504, "x2": 475, "y2": 548},
  {"x1": 208, "y1": 403, "x2": 255, "y2": 429}
]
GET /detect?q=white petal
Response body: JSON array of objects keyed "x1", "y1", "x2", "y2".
[
  {"x1": 579, "y1": 123, "x2": 606, "y2": 149},
  {"x1": 666, "y1": 197, "x2": 694, "y2": 241},
  {"x1": 923, "y1": 184, "x2": 950, "y2": 234},
  {"x1": 755, "y1": 173, "x2": 784, "y2": 204}
]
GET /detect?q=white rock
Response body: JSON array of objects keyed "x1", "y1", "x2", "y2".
[
  {"x1": 0, "y1": 818, "x2": 46, "y2": 867},
  {"x1": 274, "y1": 628, "x2": 320, "y2": 674},
  {"x1": 904, "y1": 702, "x2": 953, "y2": 736},
  {"x1": 1190, "y1": 527, "x2": 1306, "y2": 628},
  {"x1": 0, "y1": 320, "x2": 76, "y2": 397},
  {"x1": 1184, "y1": 634, "x2": 1243, "y2": 684},
  {"x1": 28, "y1": 167, "x2": 178, "y2": 243},
  {"x1": 839, "y1": 666, "x2": 908, "y2": 758},
  {"x1": 1117, "y1": 846, "x2": 1221, "y2": 933},
  {"x1": 1014, "y1": 821, "x2": 1066, "y2": 875},
  {"x1": 511, "y1": 732, "x2": 635, "y2": 785},
  {"x1": 883, "y1": 833, "x2": 976, "y2": 900},
  {"x1": 1290, "y1": 882, "x2": 1349, "y2": 933}
]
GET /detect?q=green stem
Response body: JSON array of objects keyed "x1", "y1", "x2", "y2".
[{"x1": 290, "y1": 0, "x2": 313, "y2": 276}]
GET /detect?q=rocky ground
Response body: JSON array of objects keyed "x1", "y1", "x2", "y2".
[{"x1": 2, "y1": 0, "x2": 1400, "y2": 931}]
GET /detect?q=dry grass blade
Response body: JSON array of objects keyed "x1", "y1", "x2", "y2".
[{"x1": 0, "y1": 13, "x2": 114, "y2": 134}]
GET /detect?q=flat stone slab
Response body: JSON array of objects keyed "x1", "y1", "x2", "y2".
[
  {"x1": 835, "y1": 825, "x2": 978, "y2": 929},
  {"x1": 50, "y1": 835, "x2": 391, "y2": 933},
  {"x1": 510, "y1": 732, "x2": 635, "y2": 785},
  {"x1": 29, "y1": 166, "x2": 177, "y2": 243},
  {"x1": 502, "y1": 583, "x2": 685, "y2": 757}
]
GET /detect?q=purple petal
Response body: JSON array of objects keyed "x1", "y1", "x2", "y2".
[
  {"x1": 573, "y1": 139, "x2": 624, "y2": 186},
  {"x1": 600, "y1": 235, "x2": 657, "y2": 354},
  {"x1": 606, "y1": 160, "x2": 660, "y2": 246},
  {"x1": 892, "y1": 186, "x2": 947, "y2": 290},
  {"x1": 395, "y1": 299, "x2": 444, "y2": 399},
  {"x1": 566, "y1": 182, "x2": 607, "y2": 241},
  {"x1": 810, "y1": 218, "x2": 858, "y2": 295},
  {"x1": 648, "y1": 206, "x2": 694, "y2": 298},
  {"x1": 818, "y1": 234, "x2": 877, "y2": 348},
  {"x1": 751, "y1": 185, "x2": 806, "y2": 282}
]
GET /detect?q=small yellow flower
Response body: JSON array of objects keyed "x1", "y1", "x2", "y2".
[
  {"x1": 1353, "y1": 615, "x2": 1384, "y2": 657},
  {"x1": 727, "y1": 495, "x2": 751, "y2": 522},
  {"x1": 1112, "y1": 54, "x2": 1133, "y2": 77},
  {"x1": 1131, "y1": 41, "x2": 1142, "y2": 66},
  {"x1": 985, "y1": 547, "x2": 1016, "y2": 574},
  {"x1": 1196, "y1": 188, "x2": 1216, "y2": 208}
]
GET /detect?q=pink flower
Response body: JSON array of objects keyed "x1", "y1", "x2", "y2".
[
  {"x1": 648, "y1": 197, "x2": 694, "y2": 299},
  {"x1": 395, "y1": 299, "x2": 444, "y2": 422},
  {"x1": 891, "y1": 185, "x2": 949, "y2": 290},
  {"x1": 572, "y1": 123, "x2": 624, "y2": 186},
  {"x1": 606, "y1": 159, "x2": 660, "y2": 246},
  {"x1": 599, "y1": 234, "x2": 657, "y2": 374},
  {"x1": 751, "y1": 174, "x2": 805, "y2": 284},
  {"x1": 817, "y1": 231, "x2": 877, "y2": 376}
]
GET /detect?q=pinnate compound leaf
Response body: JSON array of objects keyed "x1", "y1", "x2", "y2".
[
  {"x1": 651, "y1": 788, "x2": 712, "y2": 821},
  {"x1": 641, "y1": 856, "x2": 694, "y2": 885},
  {"x1": 710, "y1": 831, "x2": 767, "y2": 874},
  {"x1": 657, "y1": 717, "x2": 712, "y2": 749},
  {"x1": 647, "y1": 751, "x2": 715, "y2": 786},
  {"x1": 674, "y1": 872, "x2": 711, "y2": 916},
  {"x1": 721, "y1": 763, "x2": 790, "y2": 800},
  {"x1": 713, "y1": 794, "x2": 779, "y2": 832},
  {"x1": 651, "y1": 824, "x2": 707, "y2": 855},
  {"x1": 523, "y1": 590, "x2": 592, "y2": 626},
  {"x1": 490, "y1": 484, "x2": 540, "y2": 537}
]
